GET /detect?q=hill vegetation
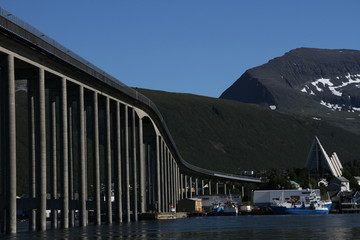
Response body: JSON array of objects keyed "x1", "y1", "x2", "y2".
[{"x1": 138, "y1": 88, "x2": 360, "y2": 174}]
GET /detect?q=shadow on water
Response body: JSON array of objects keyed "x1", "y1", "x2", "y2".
[{"x1": 4, "y1": 214, "x2": 360, "y2": 239}]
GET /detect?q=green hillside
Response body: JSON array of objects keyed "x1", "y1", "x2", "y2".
[{"x1": 137, "y1": 88, "x2": 360, "y2": 174}]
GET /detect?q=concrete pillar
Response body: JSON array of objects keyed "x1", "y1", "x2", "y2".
[
  {"x1": 195, "y1": 178, "x2": 199, "y2": 196},
  {"x1": 114, "y1": 102, "x2": 122, "y2": 222},
  {"x1": 160, "y1": 140, "x2": 165, "y2": 212},
  {"x1": 28, "y1": 81, "x2": 36, "y2": 231},
  {"x1": 180, "y1": 173, "x2": 184, "y2": 200},
  {"x1": 201, "y1": 179, "x2": 205, "y2": 195},
  {"x1": 216, "y1": 182, "x2": 219, "y2": 195},
  {"x1": 139, "y1": 116, "x2": 146, "y2": 213},
  {"x1": 50, "y1": 94, "x2": 58, "y2": 229},
  {"x1": 93, "y1": 92, "x2": 101, "y2": 225},
  {"x1": 60, "y1": 78, "x2": 69, "y2": 229},
  {"x1": 131, "y1": 108, "x2": 138, "y2": 221},
  {"x1": 36, "y1": 68, "x2": 47, "y2": 232},
  {"x1": 171, "y1": 158, "x2": 175, "y2": 208},
  {"x1": 125, "y1": 106, "x2": 131, "y2": 222},
  {"x1": 156, "y1": 135, "x2": 161, "y2": 212},
  {"x1": 164, "y1": 147, "x2": 168, "y2": 212},
  {"x1": 78, "y1": 86, "x2": 87, "y2": 227},
  {"x1": 184, "y1": 175, "x2": 188, "y2": 199},
  {"x1": 168, "y1": 154, "x2": 172, "y2": 210},
  {"x1": 68, "y1": 104, "x2": 75, "y2": 227},
  {"x1": 105, "y1": 98, "x2": 112, "y2": 223},
  {"x1": 177, "y1": 167, "x2": 180, "y2": 201},
  {"x1": 169, "y1": 158, "x2": 173, "y2": 208},
  {"x1": 146, "y1": 144, "x2": 152, "y2": 211},
  {"x1": 5, "y1": 54, "x2": 16, "y2": 234},
  {"x1": 208, "y1": 180, "x2": 212, "y2": 195},
  {"x1": 189, "y1": 177, "x2": 193, "y2": 198},
  {"x1": 224, "y1": 183, "x2": 227, "y2": 195},
  {"x1": 175, "y1": 162, "x2": 178, "y2": 205}
]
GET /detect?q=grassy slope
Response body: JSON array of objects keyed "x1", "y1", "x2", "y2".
[{"x1": 138, "y1": 88, "x2": 360, "y2": 174}]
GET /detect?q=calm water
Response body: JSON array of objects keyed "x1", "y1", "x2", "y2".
[{"x1": 4, "y1": 214, "x2": 360, "y2": 239}]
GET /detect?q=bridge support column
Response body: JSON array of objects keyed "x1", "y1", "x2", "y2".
[
  {"x1": 171, "y1": 158, "x2": 176, "y2": 208},
  {"x1": 184, "y1": 175, "x2": 188, "y2": 199},
  {"x1": 139, "y1": 116, "x2": 146, "y2": 214},
  {"x1": 164, "y1": 148, "x2": 169, "y2": 212},
  {"x1": 4, "y1": 54, "x2": 16, "y2": 234},
  {"x1": 176, "y1": 167, "x2": 180, "y2": 202},
  {"x1": 36, "y1": 68, "x2": 47, "y2": 232},
  {"x1": 93, "y1": 92, "x2": 101, "y2": 225},
  {"x1": 28, "y1": 79, "x2": 36, "y2": 231},
  {"x1": 50, "y1": 93, "x2": 58, "y2": 229},
  {"x1": 60, "y1": 78, "x2": 69, "y2": 229},
  {"x1": 208, "y1": 180, "x2": 212, "y2": 195},
  {"x1": 215, "y1": 182, "x2": 219, "y2": 195},
  {"x1": 131, "y1": 108, "x2": 138, "y2": 221},
  {"x1": 169, "y1": 156, "x2": 173, "y2": 209},
  {"x1": 160, "y1": 140, "x2": 165, "y2": 212},
  {"x1": 169, "y1": 155, "x2": 173, "y2": 211},
  {"x1": 68, "y1": 104, "x2": 75, "y2": 227},
  {"x1": 189, "y1": 177, "x2": 193, "y2": 198},
  {"x1": 156, "y1": 135, "x2": 161, "y2": 213},
  {"x1": 78, "y1": 86, "x2": 87, "y2": 227},
  {"x1": 195, "y1": 178, "x2": 199, "y2": 196},
  {"x1": 201, "y1": 179, "x2": 205, "y2": 195},
  {"x1": 180, "y1": 173, "x2": 184, "y2": 200},
  {"x1": 224, "y1": 183, "x2": 227, "y2": 195},
  {"x1": 114, "y1": 102, "x2": 122, "y2": 222},
  {"x1": 125, "y1": 106, "x2": 131, "y2": 222},
  {"x1": 170, "y1": 158, "x2": 173, "y2": 208},
  {"x1": 105, "y1": 98, "x2": 113, "y2": 223}
]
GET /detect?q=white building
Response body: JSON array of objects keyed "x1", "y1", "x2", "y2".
[
  {"x1": 328, "y1": 176, "x2": 350, "y2": 192},
  {"x1": 305, "y1": 136, "x2": 343, "y2": 177}
]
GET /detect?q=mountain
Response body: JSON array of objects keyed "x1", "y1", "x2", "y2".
[
  {"x1": 220, "y1": 48, "x2": 360, "y2": 133},
  {"x1": 138, "y1": 88, "x2": 360, "y2": 174}
]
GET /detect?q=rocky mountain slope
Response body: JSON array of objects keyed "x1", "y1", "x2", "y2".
[{"x1": 220, "y1": 48, "x2": 360, "y2": 133}]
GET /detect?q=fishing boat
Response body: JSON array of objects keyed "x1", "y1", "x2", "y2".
[
  {"x1": 207, "y1": 202, "x2": 224, "y2": 216},
  {"x1": 222, "y1": 200, "x2": 238, "y2": 215},
  {"x1": 208, "y1": 199, "x2": 239, "y2": 216},
  {"x1": 271, "y1": 190, "x2": 332, "y2": 214}
]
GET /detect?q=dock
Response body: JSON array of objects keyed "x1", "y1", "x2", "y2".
[{"x1": 139, "y1": 212, "x2": 187, "y2": 220}]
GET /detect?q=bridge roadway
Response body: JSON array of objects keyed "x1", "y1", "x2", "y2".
[{"x1": 0, "y1": 8, "x2": 261, "y2": 234}]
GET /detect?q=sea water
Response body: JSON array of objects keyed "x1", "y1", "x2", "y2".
[{"x1": 4, "y1": 214, "x2": 360, "y2": 239}]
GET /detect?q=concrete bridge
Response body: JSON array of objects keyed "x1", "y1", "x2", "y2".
[{"x1": 0, "y1": 8, "x2": 261, "y2": 234}]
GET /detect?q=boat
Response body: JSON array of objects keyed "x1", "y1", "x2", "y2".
[
  {"x1": 271, "y1": 190, "x2": 332, "y2": 214},
  {"x1": 207, "y1": 199, "x2": 239, "y2": 216},
  {"x1": 207, "y1": 202, "x2": 223, "y2": 216},
  {"x1": 222, "y1": 200, "x2": 238, "y2": 216}
]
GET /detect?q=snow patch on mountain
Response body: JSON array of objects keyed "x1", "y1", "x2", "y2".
[
  {"x1": 302, "y1": 73, "x2": 360, "y2": 97},
  {"x1": 320, "y1": 100, "x2": 360, "y2": 112},
  {"x1": 269, "y1": 105, "x2": 277, "y2": 110},
  {"x1": 320, "y1": 100, "x2": 343, "y2": 111}
]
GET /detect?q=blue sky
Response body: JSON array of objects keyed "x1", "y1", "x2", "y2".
[{"x1": 1, "y1": 1, "x2": 359, "y2": 97}]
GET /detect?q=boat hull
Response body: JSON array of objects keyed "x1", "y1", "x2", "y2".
[{"x1": 271, "y1": 206, "x2": 330, "y2": 214}]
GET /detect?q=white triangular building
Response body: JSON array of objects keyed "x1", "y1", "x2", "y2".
[{"x1": 304, "y1": 136, "x2": 343, "y2": 177}]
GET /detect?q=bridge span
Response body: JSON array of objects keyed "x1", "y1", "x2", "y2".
[{"x1": 0, "y1": 8, "x2": 261, "y2": 234}]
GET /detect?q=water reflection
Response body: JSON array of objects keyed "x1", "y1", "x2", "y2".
[{"x1": 4, "y1": 214, "x2": 360, "y2": 239}]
